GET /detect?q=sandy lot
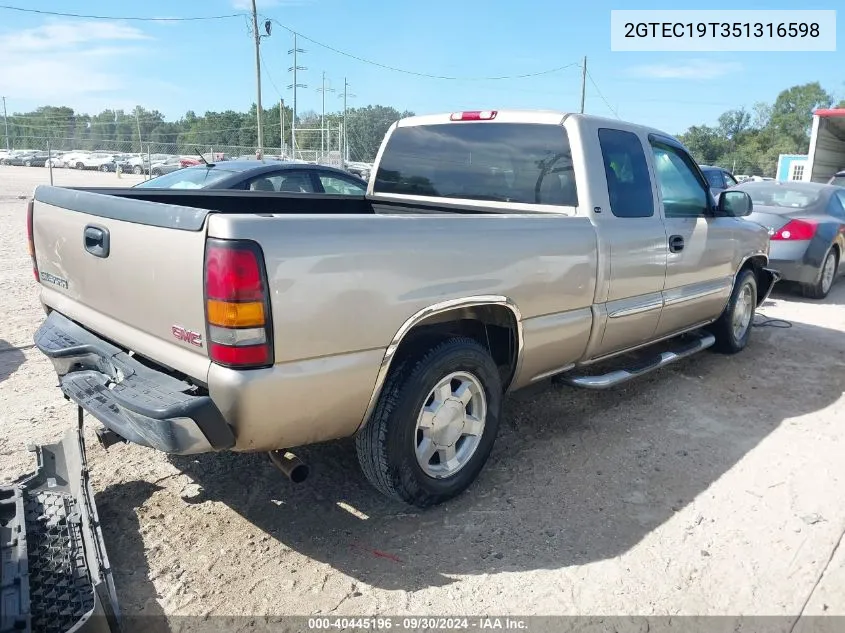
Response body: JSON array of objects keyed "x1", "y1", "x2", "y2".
[{"x1": 1, "y1": 165, "x2": 844, "y2": 629}]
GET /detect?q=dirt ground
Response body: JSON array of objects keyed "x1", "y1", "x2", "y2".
[{"x1": 1, "y1": 165, "x2": 844, "y2": 628}]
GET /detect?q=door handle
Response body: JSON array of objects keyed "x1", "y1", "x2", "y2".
[
  {"x1": 84, "y1": 225, "x2": 110, "y2": 258},
  {"x1": 668, "y1": 235, "x2": 685, "y2": 253}
]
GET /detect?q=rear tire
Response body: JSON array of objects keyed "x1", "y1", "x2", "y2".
[
  {"x1": 76, "y1": 162, "x2": 84, "y2": 170},
  {"x1": 709, "y1": 269, "x2": 757, "y2": 354},
  {"x1": 355, "y1": 337, "x2": 502, "y2": 507},
  {"x1": 802, "y1": 248, "x2": 838, "y2": 300}
]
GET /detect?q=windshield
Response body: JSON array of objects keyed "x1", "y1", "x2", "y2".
[
  {"x1": 738, "y1": 182, "x2": 824, "y2": 210},
  {"x1": 135, "y1": 166, "x2": 237, "y2": 189},
  {"x1": 373, "y1": 122, "x2": 578, "y2": 206}
]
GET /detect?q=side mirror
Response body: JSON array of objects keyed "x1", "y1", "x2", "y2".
[{"x1": 718, "y1": 190, "x2": 753, "y2": 217}]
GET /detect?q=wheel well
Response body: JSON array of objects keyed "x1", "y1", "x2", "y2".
[
  {"x1": 391, "y1": 304, "x2": 520, "y2": 390},
  {"x1": 740, "y1": 255, "x2": 769, "y2": 305}
]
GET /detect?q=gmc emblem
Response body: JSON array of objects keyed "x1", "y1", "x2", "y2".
[{"x1": 172, "y1": 325, "x2": 203, "y2": 347}]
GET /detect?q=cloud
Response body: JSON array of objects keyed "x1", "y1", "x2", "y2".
[
  {"x1": 0, "y1": 20, "x2": 181, "y2": 113},
  {"x1": 628, "y1": 59, "x2": 743, "y2": 80}
]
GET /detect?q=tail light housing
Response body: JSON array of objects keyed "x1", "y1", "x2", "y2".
[
  {"x1": 770, "y1": 219, "x2": 818, "y2": 241},
  {"x1": 450, "y1": 110, "x2": 497, "y2": 121},
  {"x1": 204, "y1": 239, "x2": 274, "y2": 369},
  {"x1": 26, "y1": 199, "x2": 39, "y2": 281}
]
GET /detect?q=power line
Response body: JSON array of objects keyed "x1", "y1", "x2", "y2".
[
  {"x1": 266, "y1": 18, "x2": 578, "y2": 81},
  {"x1": 585, "y1": 68, "x2": 620, "y2": 119},
  {"x1": 259, "y1": 49, "x2": 285, "y2": 100},
  {"x1": 0, "y1": 4, "x2": 244, "y2": 21}
]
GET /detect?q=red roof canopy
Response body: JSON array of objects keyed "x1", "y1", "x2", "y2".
[{"x1": 813, "y1": 108, "x2": 845, "y2": 118}]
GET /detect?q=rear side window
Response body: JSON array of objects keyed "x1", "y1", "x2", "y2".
[
  {"x1": 373, "y1": 123, "x2": 578, "y2": 207},
  {"x1": 703, "y1": 169, "x2": 725, "y2": 188},
  {"x1": 598, "y1": 128, "x2": 654, "y2": 218}
]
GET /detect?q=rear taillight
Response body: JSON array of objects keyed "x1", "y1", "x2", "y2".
[
  {"x1": 26, "y1": 199, "x2": 38, "y2": 281},
  {"x1": 770, "y1": 219, "x2": 818, "y2": 241},
  {"x1": 450, "y1": 110, "x2": 497, "y2": 121},
  {"x1": 204, "y1": 239, "x2": 273, "y2": 369}
]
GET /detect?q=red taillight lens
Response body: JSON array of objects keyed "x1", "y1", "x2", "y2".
[
  {"x1": 450, "y1": 110, "x2": 498, "y2": 121},
  {"x1": 205, "y1": 246, "x2": 263, "y2": 301},
  {"x1": 204, "y1": 239, "x2": 273, "y2": 369},
  {"x1": 770, "y1": 219, "x2": 818, "y2": 241},
  {"x1": 26, "y1": 199, "x2": 38, "y2": 281}
]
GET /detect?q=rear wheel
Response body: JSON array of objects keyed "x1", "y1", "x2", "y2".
[
  {"x1": 802, "y1": 248, "x2": 838, "y2": 300},
  {"x1": 133, "y1": 165, "x2": 143, "y2": 175},
  {"x1": 24, "y1": 160, "x2": 32, "y2": 167},
  {"x1": 355, "y1": 337, "x2": 502, "y2": 507},
  {"x1": 709, "y1": 269, "x2": 757, "y2": 354},
  {"x1": 76, "y1": 162, "x2": 84, "y2": 170}
]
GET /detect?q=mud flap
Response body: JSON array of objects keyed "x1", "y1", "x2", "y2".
[
  {"x1": 758, "y1": 267, "x2": 782, "y2": 305},
  {"x1": 0, "y1": 417, "x2": 121, "y2": 633}
]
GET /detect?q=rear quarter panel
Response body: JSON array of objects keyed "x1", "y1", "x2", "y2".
[{"x1": 207, "y1": 212, "x2": 599, "y2": 384}]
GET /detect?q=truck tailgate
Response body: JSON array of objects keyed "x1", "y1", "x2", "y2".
[{"x1": 31, "y1": 186, "x2": 212, "y2": 382}]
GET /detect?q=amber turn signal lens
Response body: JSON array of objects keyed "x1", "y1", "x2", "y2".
[{"x1": 207, "y1": 299, "x2": 265, "y2": 328}]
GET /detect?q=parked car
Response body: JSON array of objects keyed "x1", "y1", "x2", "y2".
[
  {"x1": 828, "y1": 169, "x2": 845, "y2": 187},
  {"x1": 27, "y1": 110, "x2": 778, "y2": 510},
  {"x1": 738, "y1": 180, "x2": 845, "y2": 299},
  {"x1": 149, "y1": 156, "x2": 184, "y2": 177},
  {"x1": 699, "y1": 165, "x2": 740, "y2": 198},
  {"x1": 4, "y1": 151, "x2": 50, "y2": 167},
  {"x1": 135, "y1": 160, "x2": 368, "y2": 193}
]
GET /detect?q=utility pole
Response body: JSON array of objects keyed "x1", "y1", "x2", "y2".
[
  {"x1": 134, "y1": 107, "x2": 142, "y2": 153},
  {"x1": 250, "y1": 0, "x2": 264, "y2": 158},
  {"x1": 580, "y1": 56, "x2": 587, "y2": 114},
  {"x1": 317, "y1": 72, "x2": 335, "y2": 157},
  {"x1": 339, "y1": 78, "x2": 355, "y2": 165},
  {"x1": 280, "y1": 99, "x2": 285, "y2": 155},
  {"x1": 1, "y1": 96, "x2": 9, "y2": 151},
  {"x1": 287, "y1": 33, "x2": 307, "y2": 157}
]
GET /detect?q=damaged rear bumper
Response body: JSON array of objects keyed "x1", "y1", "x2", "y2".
[
  {"x1": 34, "y1": 311, "x2": 234, "y2": 455},
  {"x1": 0, "y1": 428, "x2": 120, "y2": 633}
]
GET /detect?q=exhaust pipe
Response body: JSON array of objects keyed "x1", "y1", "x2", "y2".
[{"x1": 268, "y1": 450, "x2": 309, "y2": 484}]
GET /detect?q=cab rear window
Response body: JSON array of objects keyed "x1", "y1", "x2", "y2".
[{"x1": 374, "y1": 122, "x2": 578, "y2": 207}]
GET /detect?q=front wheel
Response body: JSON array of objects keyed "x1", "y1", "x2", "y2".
[
  {"x1": 133, "y1": 165, "x2": 143, "y2": 175},
  {"x1": 709, "y1": 269, "x2": 757, "y2": 354},
  {"x1": 355, "y1": 337, "x2": 502, "y2": 507}
]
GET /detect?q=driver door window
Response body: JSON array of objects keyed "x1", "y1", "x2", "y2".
[{"x1": 650, "y1": 143, "x2": 710, "y2": 218}]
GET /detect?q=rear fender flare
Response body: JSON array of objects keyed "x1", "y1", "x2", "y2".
[{"x1": 357, "y1": 295, "x2": 524, "y2": 431}]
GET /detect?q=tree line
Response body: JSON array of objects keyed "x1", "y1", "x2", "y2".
[
  {"x1": 2, "y1": 103, "x2": 414, "y2": 162},
  {"x1": 678, "y1": 82, "x2": 843, "y2": 177},
  {"x1": 2, "y1": 81, "x2": 841, "y2": 169}
]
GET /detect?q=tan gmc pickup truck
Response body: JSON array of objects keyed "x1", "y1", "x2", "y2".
[{"x1": 28, "y1": 110, "x2": 779, "y2": 507}]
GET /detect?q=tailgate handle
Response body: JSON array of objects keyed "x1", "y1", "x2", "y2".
[{"x1": 84, "y1": 225, "x2": 110, "y2": 258}]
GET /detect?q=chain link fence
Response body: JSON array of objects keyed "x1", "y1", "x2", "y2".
[{"x1": 2, "y1": 123, "x2": 351, "y2": 174}]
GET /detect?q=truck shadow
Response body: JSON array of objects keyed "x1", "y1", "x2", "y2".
[
  {"x1": 95, "y1": 482, "x2": 172, "y2": 633},
  {"x1": 0, "y1": 341, "x2": 26, "y2": 384},
  {"x1": 768, "y1": 277, "x2": 845, "y2": 306},
  {"x1": 168, "y1": 317, "x2": 845, "y2": 593}
]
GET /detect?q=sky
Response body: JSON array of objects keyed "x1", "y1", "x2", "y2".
[{"x1": 0, "y1": 0, "x2": 842, "y2": 135}]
